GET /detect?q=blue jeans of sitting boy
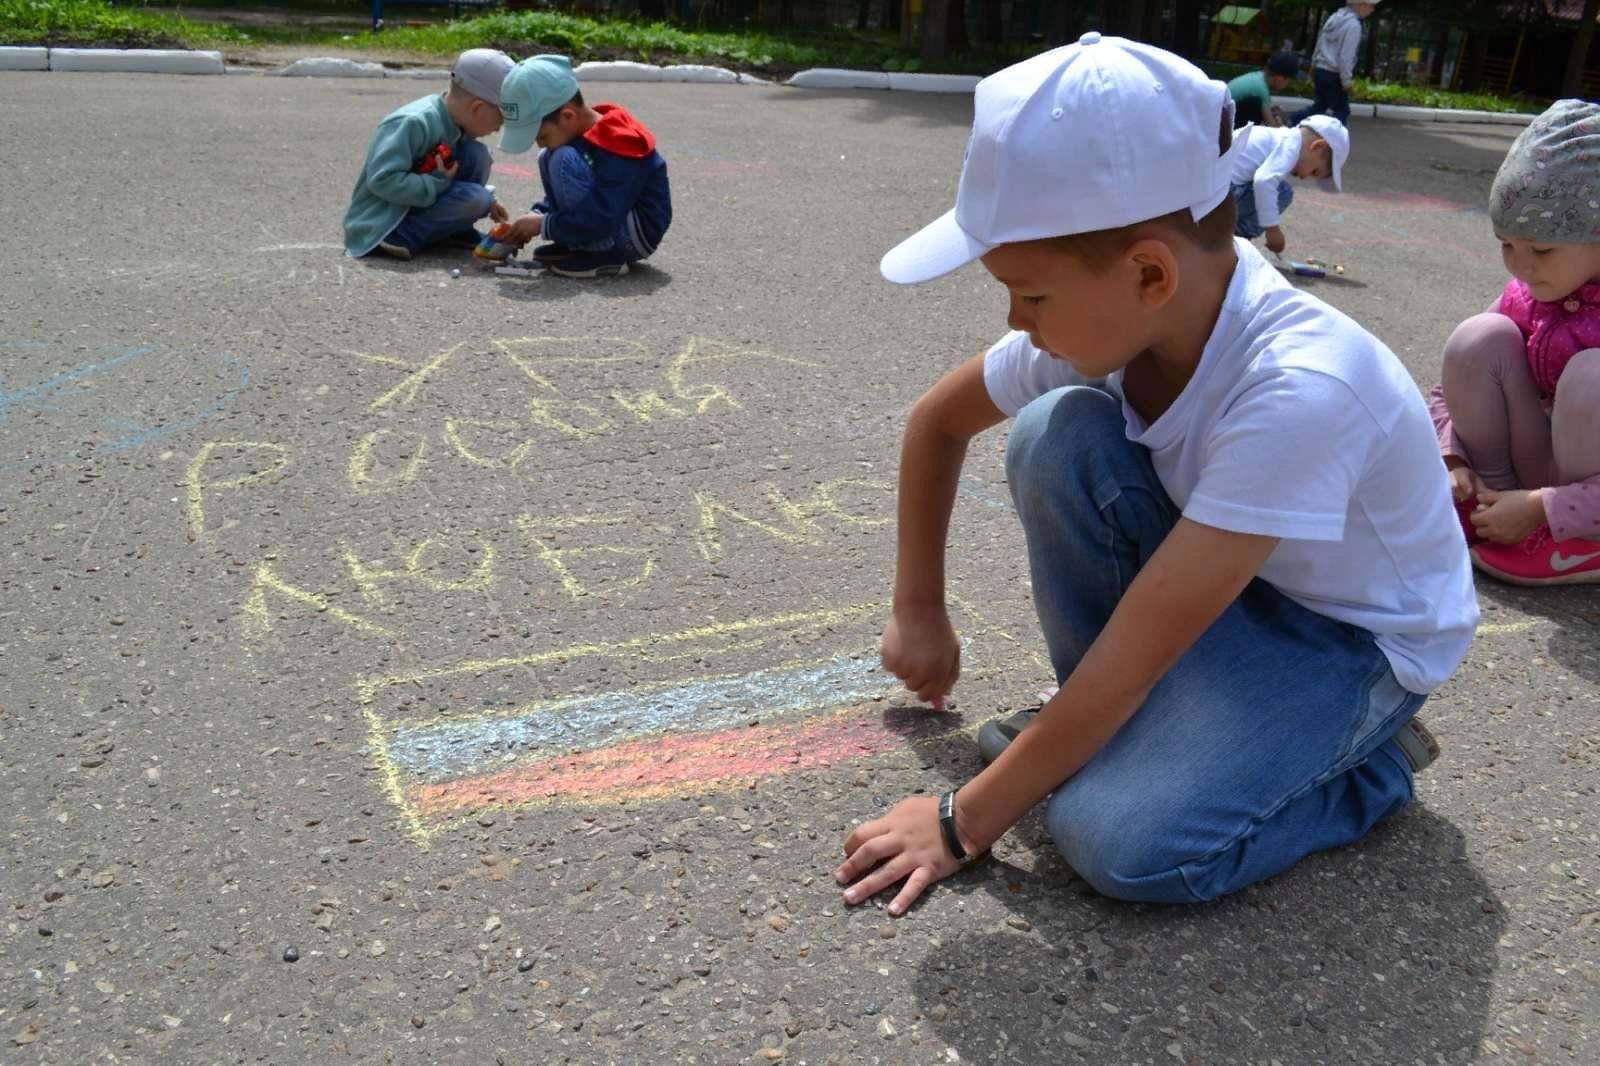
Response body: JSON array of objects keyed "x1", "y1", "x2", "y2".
[
  {"x1": 386, "y1": 138, "x2": 495, "y2": 254},
  {"x1": 1232, "y1": 179, "x2": 1294, "y2": 240},
  {"x1": 538, "y1": 145, "x2": 646, "y2": 260},
  {"x1": 1007, "y1": 387, "x2": 1423, "y2": 904},
  {"x1": 1290, "y1": 68, "x2": 1351, "y2": 125}
]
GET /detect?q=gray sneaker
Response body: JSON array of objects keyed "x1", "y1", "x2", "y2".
[
  {"x1": 976, "y1": 708, "x2": 1040, "y2": 765},
  {"x1": 375, "y1": 240, "x2": 413, "y2": 261},
  {"x1": 1393, "y1": 718, "x2": 1441, "y2": 774}
]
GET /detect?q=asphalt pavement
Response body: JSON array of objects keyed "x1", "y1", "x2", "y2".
[{"x1": 1, "y1": 72, "x2": 1596, "y2": 1065}]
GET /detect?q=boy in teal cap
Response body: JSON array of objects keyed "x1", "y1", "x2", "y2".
[
  {"x1": 494, "y1": 55, "x2": 673, "y2": 278},
  {"x1": 343, "y1": 48, "x2": 514, "y2": 260}
]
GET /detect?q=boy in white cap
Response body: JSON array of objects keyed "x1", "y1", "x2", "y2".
[
  {"x1": 833, "y1": 35, "x2": 1474, "y2": 912},
  {"x1": 1291, "y1": 1, "x2": 1380, "y2": 125},
  {"x1": 343, "y1": 48, "x2": 514, "y2": 260},
  {"x1": 491, "y1": 54, "x2": 672, "y2": 278},
  {"x1": 1228, "y1": 113, "x2": 1349, "y2": 255}
]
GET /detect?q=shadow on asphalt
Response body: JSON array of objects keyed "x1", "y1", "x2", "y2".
[
  {"x1": 1478, "y1": 584, "x2": 1600, "y2": 684},
  {"x1": 881, "y1": 712, "x2": 1504, "y2": 1063}
]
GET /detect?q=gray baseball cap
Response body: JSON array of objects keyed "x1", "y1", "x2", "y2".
[{"x1": 451, "y1": 48, "x2": 514, "y2": 106}]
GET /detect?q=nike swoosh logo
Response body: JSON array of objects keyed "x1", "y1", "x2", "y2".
[{"x1": 1550, "y1": 550, "x2": 1600, "y2": 572}]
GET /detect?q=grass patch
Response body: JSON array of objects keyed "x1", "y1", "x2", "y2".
[
  {"x1": 1279, "y1": 75, "x2": 1542, "y2": 115},
  {"x1": 0, "y1": 0, "x2": 247, "y2": 47}
]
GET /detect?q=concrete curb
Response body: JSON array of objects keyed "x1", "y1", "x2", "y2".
[
  {"x1": 48, "y1": 48, "x2": 224, "y2": 74},
  {"x1": 0, "y1": 49, "x2": 1545, "y2": 121},
  {"x1": 272, "y1": 56, "x2": 385, "y2": 78},
  {"x1": 0, "y1": 46, "x2": 48, "y2": 71}
]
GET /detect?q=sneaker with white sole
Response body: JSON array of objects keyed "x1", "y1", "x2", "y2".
[
  {"x1": 374, "y1": 240, "x2": 413, "y2": 261},
  {"x1": 1471, "y1": 525, "x2": 1600, "y2": 586},
  {"x1": 1393, "y1": 718, "x2": 1440, "y2": 774},
  {"x1": 546, "y1": 249, "x2": 630, "y2": 278}
]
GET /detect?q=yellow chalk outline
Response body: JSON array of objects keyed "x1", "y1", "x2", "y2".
[{"x1": 184, "y1": 441, "x2": 290, "y2": 540}]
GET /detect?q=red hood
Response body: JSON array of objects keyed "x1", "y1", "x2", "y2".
[{"x1": 582, "y1": 104, "x2": 656, "y2": 159}]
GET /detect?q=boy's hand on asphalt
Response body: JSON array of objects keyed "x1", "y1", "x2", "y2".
[
  {"x1": 1265, "y1": 226, "x2": 1287, "y2": 254},
  {"x1": 836, "y1": 795, "x2": 964, "y2": 916},
  {"x1": 488, "y1": 201, "x2": 510, "y2": 224},
  {"x1": 507, "y1": 213, "x2": 544, "y2": 244},
  {"x1": 1471, "y1": 488, "x2": 1546, "y2": 544},
  {"x1": 880, "y1": 608, "x2": 960, "y2": 708}
]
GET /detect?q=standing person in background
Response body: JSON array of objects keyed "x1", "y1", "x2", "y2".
[{"x1": 1291, "y1": 1, "x2": 1378, "y2": 125}]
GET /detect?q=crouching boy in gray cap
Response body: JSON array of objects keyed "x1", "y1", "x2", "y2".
[{"x1": 343, "y1": 48, "x2": 515, "y2": 260}]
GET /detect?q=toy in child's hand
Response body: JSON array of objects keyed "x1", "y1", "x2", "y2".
[
  {"x1": 416, "y1": 142, "x2": 454, "y2": 175},
  {"x1": 474, "y1": 223, "x2": 518, "y2": 262}
]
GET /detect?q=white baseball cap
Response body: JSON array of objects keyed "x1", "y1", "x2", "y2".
[
  {"x1": 881, "y1": 33, "x2": 1248, "y2": 284},
  {"x1": 1298, "y1": 114, "x2": 1349, "y2": 192}
]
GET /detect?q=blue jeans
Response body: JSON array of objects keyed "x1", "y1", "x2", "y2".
[
  {"x1": 386, "y1": 138, "x2": 495, "y2": 254},
  {"x1": 1232, "y1": 179, "x2": 1294, "y2": 239},
  {"x1": 1290, "y1": 68, "x2": 1351, "y2": 125},
  {"x1": 1006, "y1": 387, "x2": 1423, "y2": 903}
]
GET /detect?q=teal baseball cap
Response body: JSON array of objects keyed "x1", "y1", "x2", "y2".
[{"x1": 498, "y1": 55, "x2": 580, "y2": 155}]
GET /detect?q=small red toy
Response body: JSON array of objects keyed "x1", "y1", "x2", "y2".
[{"x1": 416, "y1": 142, "x2": 454, "y2": 175}]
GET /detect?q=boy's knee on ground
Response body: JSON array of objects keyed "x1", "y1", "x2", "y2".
[{"x1": 1044, "y1": 794, "x2": 1201, "y2": 902}]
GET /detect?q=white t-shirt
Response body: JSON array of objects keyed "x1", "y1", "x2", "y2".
[
  {"x1": 982, "y1": 239, "x2": 1477, "y2": 694},
  {"x1": 1229, "y1": 123, "x2": 1302, "y2": 228}
]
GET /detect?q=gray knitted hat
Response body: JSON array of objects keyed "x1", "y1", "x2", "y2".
[{"x1": 1489, "y1": 99, "x2": 1600, "y2": 244}]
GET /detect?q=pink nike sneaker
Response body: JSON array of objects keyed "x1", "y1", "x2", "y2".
[{"x1": 1470, "y1": 525, "x2": 1600, "y2": 586}]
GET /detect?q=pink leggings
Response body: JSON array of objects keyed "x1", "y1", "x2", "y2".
[{"x1": 1438, "y1": 313, "x2": 1600, "y2": 541}]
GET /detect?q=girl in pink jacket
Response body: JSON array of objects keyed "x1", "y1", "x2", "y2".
[{"x1": 1431, "y1": 99, "x2": 1600, "y2": 585}]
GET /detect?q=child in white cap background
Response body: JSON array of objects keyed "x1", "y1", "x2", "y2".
[
  {"x1": 492, "y1": 54, "x2": 673, "y2": 278},
  {"x1": 1228, "y1": 113, "x2": 1348, "y2": 256},
  {"x1": 1430, "y1": 99, "x2": 1600, "y2": 586},
  {"x1": 342, "y1": 48, "x2": 514, "y2": 260},
  {"x1": 832, "y1": 34, "x2": 1475, "y2": 913}
]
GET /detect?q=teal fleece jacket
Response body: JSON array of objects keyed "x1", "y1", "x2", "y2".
[{"x1": 343, "y1": 94, "x2": 461, "y2": 257}]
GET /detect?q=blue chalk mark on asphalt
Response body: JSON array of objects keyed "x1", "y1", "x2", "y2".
[
  {"x1": 0, "y1": 342, "x2": 250, "y2": 471},
  {"x1": 387, "y1": 654, "x2": 895, "y2": 782}
]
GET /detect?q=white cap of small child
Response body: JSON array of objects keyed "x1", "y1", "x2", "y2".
[{"x1": 882, "y1": 33, "x2": 1250, "y2": 284}]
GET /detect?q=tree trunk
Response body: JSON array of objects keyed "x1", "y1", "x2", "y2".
[
  {"x1": 1171, "y1": 0, "x2": 1200, "y2": 57},
  {"x1": 919, "y1": 0, "x2": 968, "y2": 62},
  {"x1": 1461, "y1": 30, "x2": 1489, "y2": 92},
  {"x1": 1362, "y1": 8, "x2": 1379, "y2": 80},
  {"x1": 1562, "y1": 0, "x2": 1600, "y2": 97},
  {"x1": 639, "y1": 0, "x2": 667, "y2": 18},
  {"x1": 977, "y1": 0, "x2": 1004, "y2": 44},
  {"x1": 1106, "y1": 0, "x2": 1144, "y2": 38},
  {"x1": 882, "y1": 0, "x2": 900, "y2": 32}
]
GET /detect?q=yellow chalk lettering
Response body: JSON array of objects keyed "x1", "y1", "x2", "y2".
[
  {"x1": 407, "y1": 538, "x2": 495, "y2": 592},
  {"x1": 527, "y1": 398, "x2": 612, "y2": 440},
  {"x1": 241, "y1": 562, "x2": 392, "y2": 639},
  {"x1": 518, "y1": 515, "x2": 655, "y2": 599},
  {"x1": 368, "y1": 343, "x2": 463, "y2": 410},
  {"x1": 348, "y1": 430, "x2": 427, "y2": 494},
  {"x1": 610, "y1": 390, "x2": 688, "y2": 422},
  {"x1": 184, "y1": 441, "x2": 290, "y2": 540},
  {"x1": 442, "y1": 418, "x2": 524, "y2": 467}
]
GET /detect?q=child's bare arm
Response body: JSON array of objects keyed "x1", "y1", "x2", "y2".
[
  {"x1": 838, "y1": 519, "x2": 1278, "y2": 914},
  {"x1": 880, "y1": 355, "x2": 1006, "y2": 705}
]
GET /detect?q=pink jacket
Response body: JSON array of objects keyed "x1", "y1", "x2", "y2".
[{"x1": 1497, "y1": 278, "x2": 1600, "y2": 397}]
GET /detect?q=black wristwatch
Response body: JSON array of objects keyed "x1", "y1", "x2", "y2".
[{"x1": 939, "y1": 789, "x2": 981, "y2": 866}]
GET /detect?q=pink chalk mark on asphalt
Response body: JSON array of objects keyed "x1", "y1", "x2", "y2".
[
  {"x1": 494, "y1": 164, "x2": 538, "y2": 179},
  {"x1": 409, "y1": 706, "x2": 947, "y2": 820}
]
